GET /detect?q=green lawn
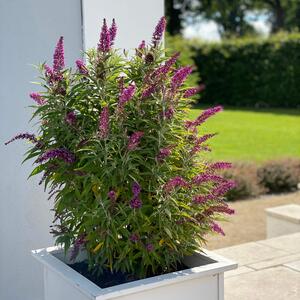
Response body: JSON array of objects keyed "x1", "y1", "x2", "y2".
[{"x1": 189, "y1": 107, "x2": 300, "y2": 162}]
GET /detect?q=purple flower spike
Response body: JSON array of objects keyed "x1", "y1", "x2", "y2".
[
  {"x1": 127, "y1": 131, "x2": 144, "y2": 151},
  {"x1": 212, "y1": 180, "x2": 236, "y2": 197},
  {"x1": 152, "y1": 17, "x2": 166, "y2": 46},
  {"x1": 164, "y1": 176, "x2": 189, "y2": 193},
  {"x1": 5, "y1": 132, "x2": 39, "y2": 146},
  {"x1": 119, "y1": 84, "x2": 136, "y2": 108},
  {"x1": 192, "y1": 174, "x2": 225, "y2": 185},
  {"x1": 146, "y1": 243, "x2": 154, "y2": 252},
  {"x1": 70, "y1": 235, "x2": 86, "y2": 261},
  {"x1": 209, "y1": 204, "x2": 235, "y2": 215},
  {"x1": 138, "y1": 40, "x2": 146, "y2": 50},
  {"x1": 183, "y1": 85, "x2": 205, "y2": 98},
  {"x1": 30, "y1": 92, "x2": 45, "y2": 105},
  {"x1": 98, "y1": 19, "x2": 111, "y2": 52},
  {"x1": 141, "y1": 84, "x2": 157, "y2": 99},
  {"x1": 163, "y1": 107, "x2": 174, "y2": 119},
  {"x1": 53, "y1": 36, "x2": 65, "y2": 73},
  {"x1": 36, "y1": 148, "x2": 75, "y2": 164},
  {"x1": 193, "y1": 195, "x2": 210, "y2": 204},
  {"x1": 209, "y1": 161, "x2": 232, "y2": 170},
  {"x1": 129, "y1": 233, "x2": 140, "y2": 243},
  {"x1": 44, "y1": 64, "x2": 53, "y2": 77},
  {"x1": 186, "y1": 106, "x2": 223, "y2": 129},
  {"x1": 98, "y1": 107, "x2": 109, "y2": 139},
  {"x1": 152, "y1": 52, "x2": 180, "y2": 78},
  {"x1": 76, "y1": 59, "x2": 88, "y2": 75},
  {"x1": 108, "y1": 190, "x2": 116, "y2": 201},
  {"x1": 44, "y1": 64, "x2": 62, "y2": 83},
  {"x1": 198, "y1": 133, "x2": 217, "y2": 144},
  {"x1": 109, "y1": 18, "x2": 117, "y2": 46},
  {"x1": 191, "y1": 133, "x2": 217, "y2": 155},
  {"x1": 65, "y1": 111, "x2": 76, "y2": 126},
  {"x1": 157, "y1": 147, "x2": 172, "y2": 162},
  {"x1": 132, "y1": 182, "x2": 141, "y2": 196},
  {"x1": 136, "y1": 40, "x2": 146, "y2": 57},
  {"x1": 130, "y1": 197, "x2": 142, "y2": 209},
  {"x1": 171, "y1": 66, "x2": 193, "y2": 91},
  {"x1": 211, "y1": 222, "x2": 225, "y2": 236}
]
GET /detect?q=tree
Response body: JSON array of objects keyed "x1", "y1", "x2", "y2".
[
  {"x1": 190, "y1": 0, "x2": 257, "y2": 38},
  {"x1": 253, "y1": 0, "x2": 300, "y2": 33},
  {"x1": 165, "y1": 0, "x2": 182, "y2": 35}
]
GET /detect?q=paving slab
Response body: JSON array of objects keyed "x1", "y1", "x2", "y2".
[
  {"x1": 258, "y1": 232, "x2": 300, "y2": 254},
  {"x1": 265, "y1": 204, "x2": 300, "y2": 224},
  {"x1": 285, "y1": 260, "x2": 300, "y2": 272},
  {"x1": 224, "y1": 266, "x2": 254, "y2": 278},
  {"x1": 225, "y1": 266, "x2": 300, "y2": 300},
  {"x1": 215, "y1": 241, "x2": 287, "y2": 266},
  {"x1": 249, "y1": 253, "x2": 300, "y2": 270}
]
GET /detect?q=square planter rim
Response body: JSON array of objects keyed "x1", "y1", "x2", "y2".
[{"x1": 32, "y1": 246, "x2": 237, "y2": 300}]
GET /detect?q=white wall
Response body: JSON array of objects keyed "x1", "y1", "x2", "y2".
[
  {"x1": 0, "y1": 1, "x2": 163, "y2": 299},
  {"x1": 82, "y1": 0, "x2": 165, "y2": 51},
  {"x1": 0, "y1": 1, "x2": 83, "y2": 300}
]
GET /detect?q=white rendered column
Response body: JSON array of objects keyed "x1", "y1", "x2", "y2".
[
  {"x1": 0, "y1": 1, "x2": 83, "y2": 300},
  {"x1": 82, "y1": 0, "x2": 165, "y2": 51}
]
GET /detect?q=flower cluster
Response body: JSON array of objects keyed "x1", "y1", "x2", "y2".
[
  {"x1": 127, "y1": 131, "x2": 144, "y2": 150},
  {"x1": 185, "y1": 106, "x2": 223, "y2": 129},
  {"x1": 192, "y1": 173, "x2": 225, "y2": 185},
  {"x1": 183, "y1": 84, "x2": 205, "y2": 98},
  {"x1": 75, "y1": 59, "x2": 88, "y2": 75},
  {"x1": 209, "y1": 161, "x2": 232, "y2": 170},
  {"x1": 98, "y1": 19, "x2": 117, "y2": 52},
  {"x1": 5, "y1": 133, "x2": 39, "y2": 146},
  {"x1": 53, "y1": 36, "x2": 65, "y2": 72},
  {"x1": 108, "y1": 190, "x2": 116, "y2": 201},
  {"x1": 130, "y1": 182, "x2": 142, "y2": 209},
  {"x1": 70, "y1": 235, "x2": 86, "y2": 261},
  {"x1": 190, "y1": 133, "x2": 217, "y2": 154},
  {"x1": 152, "y1": 16, "x2": 166, "y2": 46},
  {"x1": 30, "y1": 92, "x2": 46, "y2": 105},
  {"x1": 171, "y1": 66, "x2": 193, "y2": 91},
  {"x1": 157, "y1": 147, "x2": 172, "y2": 162},
  {"x1": 65, "y1": 111, "x2": 76, "y2": 126},
  {"x1": 36, "y1": 148, "x2": 75, "y2": 164},
  {"x1": 211, "y1": 222, "x2": 225, "y2": 236},
  {"x1": 164, "y1": 176, "x2": 189, "y2": 193},
  {"x1": 98, "y1": 107, "x2": 109, "y2": 139},
  {"x1": 118, "y1": 84, "x2": 136, "y2": 109}
]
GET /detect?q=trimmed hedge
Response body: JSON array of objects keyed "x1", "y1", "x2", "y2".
[{"x1": 192, "y1": 33, "x2": 300, "y2": 107}]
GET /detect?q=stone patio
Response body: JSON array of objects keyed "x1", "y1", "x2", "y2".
[{"x1": 215, "y1": 232, "x2": 300, "y2": 299}]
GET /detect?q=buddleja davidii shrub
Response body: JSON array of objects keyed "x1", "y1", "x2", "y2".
[{"x1": 6, "y1": 17, "x2": 235, "y2": 278}]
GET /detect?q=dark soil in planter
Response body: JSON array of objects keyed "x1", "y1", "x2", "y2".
[{"x1": 69, "y1": 261, "x2": 189, "y2": 288}]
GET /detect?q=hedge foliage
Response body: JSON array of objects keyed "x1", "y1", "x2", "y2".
[{"x1": 192, "y1": 33, "x2": 300, "y2": 107}]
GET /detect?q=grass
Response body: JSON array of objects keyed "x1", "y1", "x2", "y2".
[{"x1": 189, "y1": 106, "x2": 300, "y2": 162}]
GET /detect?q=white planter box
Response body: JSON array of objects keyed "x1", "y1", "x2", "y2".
[
  {"x1": 32, "y1": 246, "x2": 237, "y2": 300},
  {"x1": 266, "y1": 204, "x2": 300, "y2": 238}
]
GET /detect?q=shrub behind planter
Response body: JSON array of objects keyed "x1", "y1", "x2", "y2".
[
  {"x1": 223, "y1": 162, "x2": 264, "y2": 201},
  {"x1": 258, "y1": 159, "x2": 300, "y2": 194}
]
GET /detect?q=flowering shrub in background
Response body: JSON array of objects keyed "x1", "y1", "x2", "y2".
[
  {"x1": 257, "y1": 159, "x2": 300, "y2": 194},
  {"x1": 223, "y1": 162, "x2": 265, "y2": 201},
  {"x1": 6, "y1": 17, "x2": 235, "y2": 278}
]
